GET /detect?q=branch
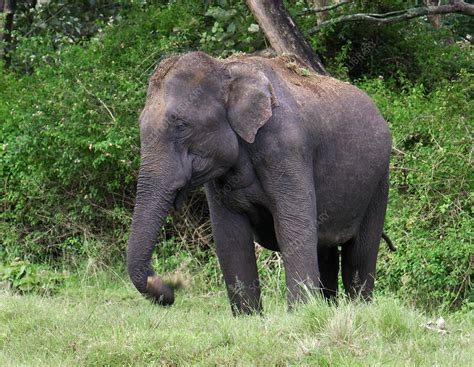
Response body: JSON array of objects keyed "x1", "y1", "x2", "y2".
[
  {"x1": 309, "y1": 1, "x2": 474, "y2": 33},
  {"x1": 298, "y1": 0, "x2": 352, "y2": 16},
  {"x1": 75, "y1": 77, "x2": 117, "y2": 124}
]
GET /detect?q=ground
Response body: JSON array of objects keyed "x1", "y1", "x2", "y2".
[{"x1": 0, "y1": 272, "x2": 472, "y2": 366}]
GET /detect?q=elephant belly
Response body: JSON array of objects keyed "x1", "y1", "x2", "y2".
[
  {"x1": 313, "y1": 179, "x2": 384, "y2": 246},
  {"x1": 248, "y1": 203, "x2": 354, "y2": 251},
  {"x1": 219, "y1": 173, "x2": 367, "y2": 250},
  {"x1": 251, "y1": 208, "x2": 351, "y2": 250},
  {"x1": 315, "y1": 183, "x2": 369, "y2": 246},
  {"x1": 245, "y1": 199, "x2": 356, "y2": 250}
]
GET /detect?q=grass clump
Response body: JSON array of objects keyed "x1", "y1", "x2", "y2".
[{"x1": 0, "y1": 260, "x2": 67, "y2": 296}]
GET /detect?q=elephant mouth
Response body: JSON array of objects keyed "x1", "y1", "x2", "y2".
[
  {"x1": 173, "y1": 165, "x2": 228, "y2": 211},
  {"x1": 173, "y1": 184, "x2": 193, "y2": 212}
]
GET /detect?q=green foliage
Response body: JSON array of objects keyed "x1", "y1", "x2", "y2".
[
  {"x1": 1, "y1": 0, "x2": 472, "y2": 311},
  {"x1": 11, "y1": 0, "x2": 128, "y2": 73},
  {"x1": 293, "y1": 0, "x2": 474, "y2": 89},
  {"x1": 357, "y1": 72, "x2": 473, "y2": 310},
  {"x1": 1, "y1": 1, "x2": 205, "y2": 264},
  {"x1": 0, "y1": 259, "x2": 67, "y2": 295},
  {"x1": 198, "y1": 0, "x2": 265, "y2": 56}
]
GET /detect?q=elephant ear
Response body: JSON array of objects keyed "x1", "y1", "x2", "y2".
[{"x1": 225, "y1": 63, "x2": 277, "y2": 144}]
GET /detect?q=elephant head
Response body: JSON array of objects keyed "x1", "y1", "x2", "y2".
[{"x1": 127, "y1": 52, "x2": 277, "y2": 305}]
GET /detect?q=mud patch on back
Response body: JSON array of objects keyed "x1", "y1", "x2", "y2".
[{"x1": 269, "y1": 54, "x2": 350, "y2": 98}]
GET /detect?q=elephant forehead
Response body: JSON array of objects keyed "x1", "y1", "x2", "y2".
[
  {"x1": 164, "y1": 69, "x2": 219, "y2": 100},
  {"x1": 162, "y1": 81, "x2": 224, "y2": 122},
  {"x1": 141, "y1": 93, "x2": 222, "y2": 135},
  {"x1": 140, "y1": 94, "x2": 165, "y2": 125},
  {"x1": 164, "y1": 85, "x2": 207, "y2": 114},
  {"x1": 164, "y1": 96, "x2": 224, "y2": 127}
]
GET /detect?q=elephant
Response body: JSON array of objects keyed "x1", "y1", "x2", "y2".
[{"x1": 127, "y1": 51, "x2": 392, "y2": 314}]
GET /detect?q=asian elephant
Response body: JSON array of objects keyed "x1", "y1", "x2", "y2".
[{"x1": 127, "y1": 51, "x2": 392, "y2": 314}]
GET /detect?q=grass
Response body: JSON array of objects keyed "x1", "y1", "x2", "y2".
[{"x1": 0, "y1": 271, "x2": 472, "y2": 366}]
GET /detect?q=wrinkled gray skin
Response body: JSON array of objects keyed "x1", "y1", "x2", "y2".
[{"x1": 127, "y1": 52, "x2": 391, "y2": 314}]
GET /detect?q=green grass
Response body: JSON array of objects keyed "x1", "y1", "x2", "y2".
[{"x1": 1, "y1": 272, "x2": 472, "y2": 366}]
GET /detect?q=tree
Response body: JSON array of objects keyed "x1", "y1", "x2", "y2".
[
  {"x1": 245, "y1": 0, "x2": 326, "y2": 74},
  {"x1": 424, "y1": 0, "x2": 442, "y2": 29},
  {"x1": 314, "y1": 0, "x2": 328, "y2": 25},
  {"x1": 247, "y1": 0, "x2": 473, "y2": 76},
  {"x1": 1, "y1": 0, "x2": 16, "y2": 68}
]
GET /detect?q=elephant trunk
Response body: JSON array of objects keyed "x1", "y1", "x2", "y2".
[{"x1": 127, "y1": 166, "x2": 176, "y2": 305}]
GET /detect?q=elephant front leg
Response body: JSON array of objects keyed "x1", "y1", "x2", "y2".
[
  {"x1": 216, "y1": 240, "x2": 261, "y2": 315},
  {"x1": 205, "y1": 184, "x2": 262, "y2": 315},
  {"x1": 264, "y1": 169, "x2": 321, "y2": 307},
  {"x1": 276, "y1": 206, "x2": 320, "y2": 307}
]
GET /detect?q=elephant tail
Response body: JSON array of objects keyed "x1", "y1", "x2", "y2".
[{"x1": 382, "y1": 232, "x2": 397, "y2": 252}]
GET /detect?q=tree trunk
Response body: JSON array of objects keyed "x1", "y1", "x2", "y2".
[
  {"x1": 425, "y1": 0, "x2": 441, "y2": 29},
  {"x1": 0, "y1": 1, "x2": 5, "y2": 43},
  {"x1": 314, "y1": 0, "x2": 329, "y2": 24},
  {"x1": 246, "y1": 0, "x2": 326, "y2": 74},
  {"x1": 1, "y1": 0, "x2": 16, "y2": 68}
]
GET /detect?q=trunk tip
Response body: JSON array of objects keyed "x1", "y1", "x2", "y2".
[{"x1": 146, "y1": 275, "x2": 175, "y2": 306}]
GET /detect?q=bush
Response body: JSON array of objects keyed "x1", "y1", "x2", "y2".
[
  {"x1": 293, "y1": 1, "x2": 473, "y2": 88},
  {"x1": 1, "y1": 0, "x2": 471, "y2": 310},
  {"x1": 1, "y1": 1, "x2": 206, "y2": 264},
  {"x1": 0, "y1": 259, "x2": 67, "y2": 295},
  {"x1": 358, "y1": 73, "x2": 473, "y2": 310}
]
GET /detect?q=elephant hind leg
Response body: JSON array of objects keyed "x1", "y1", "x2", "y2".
[
  {"x1": 341, "y1": 173, "x2": 389, "y2": 300},
  {"x1": 318, "y1": 246, "x2": 339, "y2": 300}
]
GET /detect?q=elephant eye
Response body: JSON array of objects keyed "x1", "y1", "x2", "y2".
[
  {"x1": 167, "y1": 113, "x2": 188, "y2": 131},
  {"x1": 175, "y1": 118, "x2": 188, "y2": 131}
]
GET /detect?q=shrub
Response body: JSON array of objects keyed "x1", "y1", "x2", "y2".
[
  {"x1": 358, "y1": 72, "x2": 473, "y2": 310},
  {"x1": 1, "y1": 0, "x2": 471, "y2": 310},
  {"x1": 293, "y1": 1, "x2": 473, "y2": 88},
  {"x1": 1, "y1": 1, "x2": 206, "y2": 264},
  {"x1": 0, "y1": 259, "x2": 67, "y2": 295}
]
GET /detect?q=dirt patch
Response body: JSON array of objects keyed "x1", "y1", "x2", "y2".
[
  {"x1": 269, "y1": 54, "x2": 351, "y2": 96},
  {"x1": 148, "y1": 55, "x2": 181, "y2": 91},
  {"x1": 226, "y1": 52, "x2": 352, "y2": 97}
]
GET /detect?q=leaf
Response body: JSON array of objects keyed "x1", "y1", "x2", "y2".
[
  {"x1": 17, "y1": 265, "x2": 27, "y2": 279},
  {"x1": 227, "y1": 22, "x2": 236, "y2": 34},
  {"x1": 247, "y1": 24, "x2": 260, "y2": 33}
]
